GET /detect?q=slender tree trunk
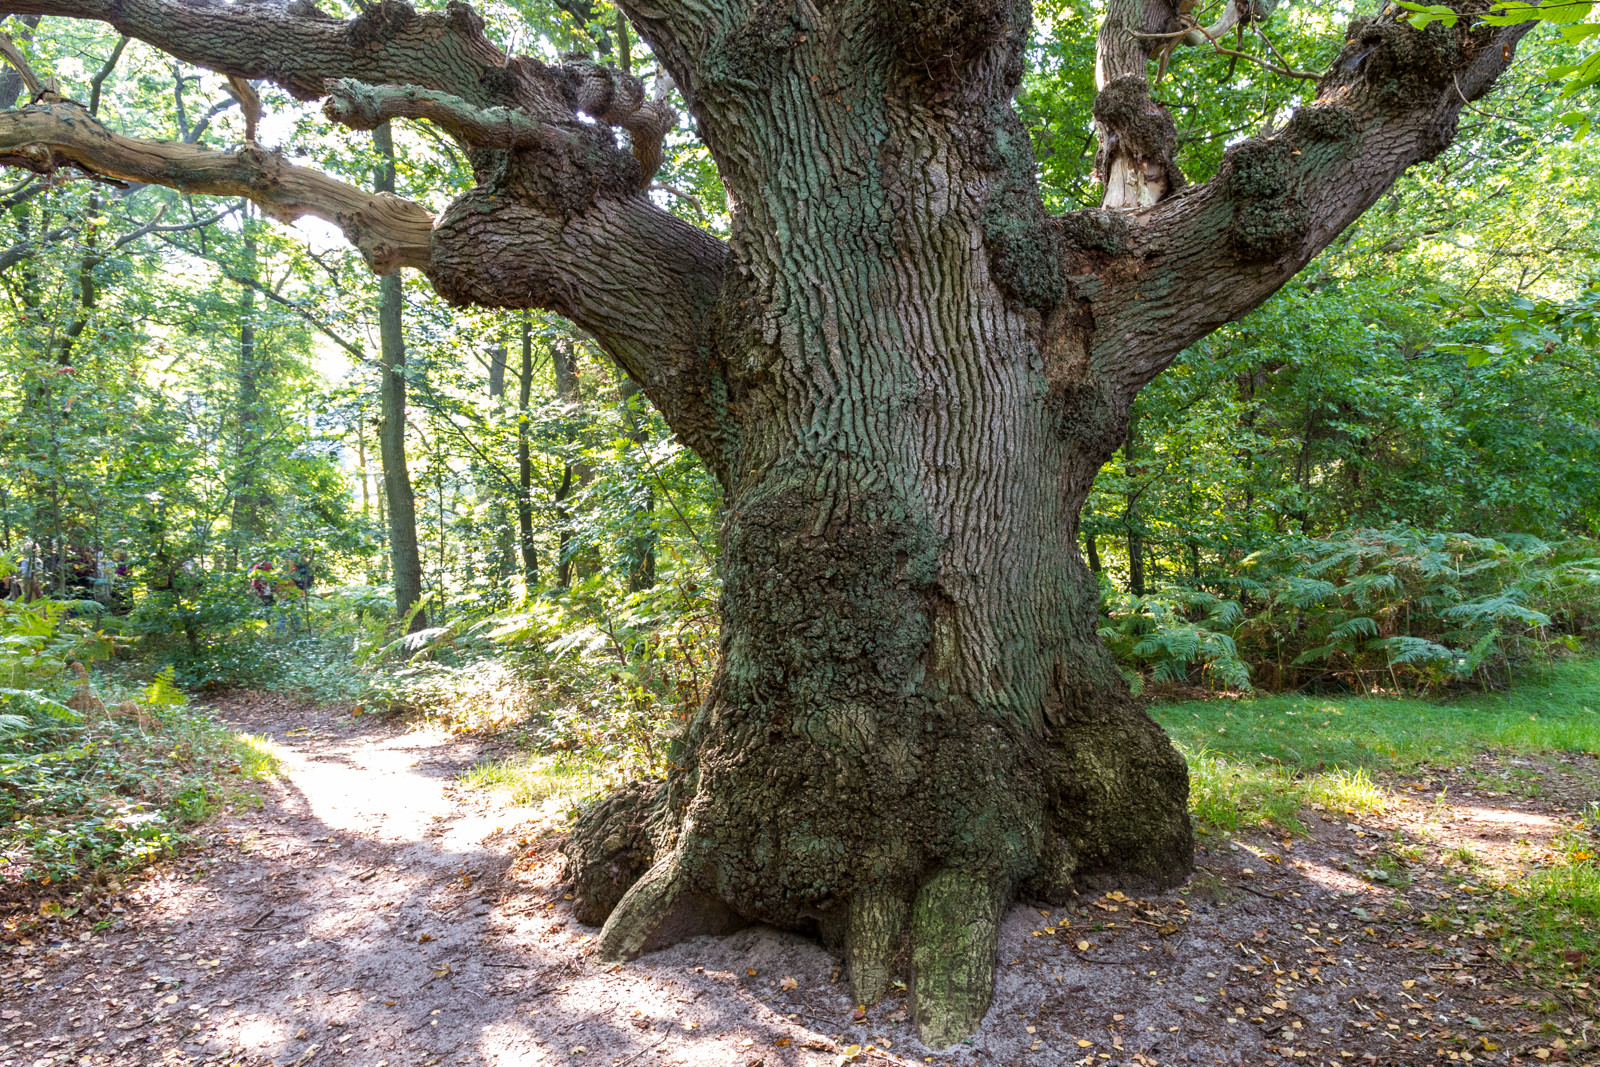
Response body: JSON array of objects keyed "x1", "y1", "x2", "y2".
[
  {"x1": 516, "y1": 310, "x2": 538, "y2": 589},
  {"x1": 551, "y1": 336, "x2": 590, "y2": 588},
  {"x1": 1123, "y1": 416, "x2": 1147, "y2": 597},
  {"x1": 373, "y1": 121, "x2": 426, "y2": 632},
  {"x1": 356, "y1": 416, "x2": 370, "y2": 520},
  {"x1": 618, "y1": 376, "x2": 655, "y2": 591},
  {"x1": 227, "y1": 213, "x2": 261, "y2": 570}
]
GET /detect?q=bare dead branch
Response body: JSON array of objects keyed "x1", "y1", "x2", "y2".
[
  {"x1": 224, "y1": 75, "x2": 261, "y2": 142},
  {"x1": 0, "y1": 102, "x2": 434, "y2": 273},
  {"x1": 0, "y1": 29, "x2": 56, "y2": 100}
]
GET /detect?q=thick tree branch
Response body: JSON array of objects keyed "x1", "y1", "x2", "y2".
[
  {"x1": 428, "y1": 188, "x2": 732, "y2": 483},
  {"x1": 322, "y1": 79, "x2": 543, "y2": 149},
  {"x1": 0, "y1": 102, "x2": 433, "y2": 272},
  {"x1": 1074, "y1": 12, "x2": 1535, "y2": 404},
  {"x1": 7, "y1": 0, "x2": 673, "y2": 182}
]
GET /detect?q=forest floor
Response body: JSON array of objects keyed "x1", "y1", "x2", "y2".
[{"x1": 2, "y1": 691, "x2": 1597, "y2": 1067}]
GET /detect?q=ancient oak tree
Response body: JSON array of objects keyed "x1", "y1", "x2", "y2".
[{"x1": 0, "y1": 0, "x2": 1531, "y2": 1045}]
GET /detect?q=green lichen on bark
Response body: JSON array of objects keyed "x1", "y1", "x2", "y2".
[
  {"x1": 909, "y1": 871, "x2": 1003, "y2": 1048},
  {"x1": 1284, "y1": 102, "x2": 1360, "y2": 144},
  {"x1": 979, "y1": 111, "x2": 1064, "y2": 314},
  {"x1": 698, "y1": 0, "x2": 800, "y2": 90}
]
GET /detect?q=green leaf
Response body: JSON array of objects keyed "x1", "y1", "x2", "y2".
[{"x1": 1395, "y1": 1, "x2": 1459, "y2": 27}]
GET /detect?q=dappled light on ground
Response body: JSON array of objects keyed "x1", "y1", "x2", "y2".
[{"x1": 3, "y1": 695, "x2": 1596, "y2": 1066}]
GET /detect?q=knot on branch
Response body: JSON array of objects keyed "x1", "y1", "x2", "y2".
[
  {"x1": 0, "y1": 140, "x2": 55, "y2": 176},
  {"x1": 1221, "y1": 138, "x2": 1307, "y2": 261},
  {"x1": 1333, "y1": 14, "x2": 1479, "y2": 109},
  {"x1": 428, "y1": 191, "x2": 576, "y2": 311},
  {"x1": 1092, "y1": 76, "x2": 1183, "y2": 203},
  {"x1": 882, "y1": 0, "x2": 1021, "y2": 81},
  {"x1": 347, "y1": 0, "x2": 420, "y2": 48},
  {"x1": 557, "y1": 58, "x2": 675, "y2": 186}
]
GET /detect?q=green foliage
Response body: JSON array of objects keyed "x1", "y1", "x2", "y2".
[
  {"x1": 1108, "y1": 528, "x2": 1599, "y2": 693},
  {"x1": 0, "y1": 599, "x2": 273, "y2": 884}
]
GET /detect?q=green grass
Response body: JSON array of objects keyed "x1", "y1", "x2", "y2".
[
  {"x1": 1153, "y1": 654, "x2": 1600, "y2": 834},
  {"x1": 1498, "y1": 855, "x2": 1600, "y2": 984},
  {"x1": 229, "y1": 733, "x2": 285, "y2": 779},
  {"x1": 459, "y1": 751, "x2": 607, "y2": 808},
  {"x1": 1155, "y1": 654, "x2": 1600, "y2": 772}
]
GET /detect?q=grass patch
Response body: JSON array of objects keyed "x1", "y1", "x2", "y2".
[
  {"x1": 1186, "y1": 751, "x2": 1386, "y2": 834},
  {"x1": 229, "y1": 733, "x2": 285, "y2": 780},
  {"x1": 1154, "y1": 655, "x2": 1600, "y2": 772},
  {"x1": 1156, "y1": 655, "x2": 1600, "y2": 834},
  {"x1": 1499, "y1": 854, "x2": 1600, "y2": 982},
  {"x1": 459, "y1": 751, "x2": 607, "y2": 809}
]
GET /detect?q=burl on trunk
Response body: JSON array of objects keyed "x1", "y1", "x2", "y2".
[{"x1": 0, "y1": 0, "x2": 1532, "y2": 1047}]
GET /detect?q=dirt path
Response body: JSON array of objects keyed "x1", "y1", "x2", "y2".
[{"x1": 2, "y1": 698, "x2": 1595, "y2": 1067}]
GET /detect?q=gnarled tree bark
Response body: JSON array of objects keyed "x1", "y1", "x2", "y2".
[{"x1": 0, "y1": 0, "x2": 1532, "y2": 1047}]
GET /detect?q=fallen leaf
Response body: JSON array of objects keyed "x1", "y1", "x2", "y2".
[
  {"x1": 842, "y1": 1045, "x2": 862, "y2": 1060},
  {"x1": 1076, "y1": 940, "x2": 1090, "y2": 951},
  {"x1": 417, "y1": 934, "x2": 434, "y2": 944},
  {"x1": 780, "y1": 976, "x2": 798, "y2": 991},
  {"x1": 775, "y1": 1038, "x2": 791, "y2": 1048},
  {"x1": 747, "y1": 968, "x2": 758, "y2": 976}
]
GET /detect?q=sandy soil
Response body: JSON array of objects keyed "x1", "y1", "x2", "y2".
[{"x1": 2, "y1": 697, "x2": 1595, "y2": 1067}]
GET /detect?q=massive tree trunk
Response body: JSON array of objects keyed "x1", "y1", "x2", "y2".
[{"x1": 0, "y1": 0, "x2": 1533, "y2": 1046}]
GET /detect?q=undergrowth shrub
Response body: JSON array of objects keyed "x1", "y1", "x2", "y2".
[
  {"x1": 344, "y1": 574, "x2": 718, "y2": 781},
  {"x1": 1104, "y1": 528, "x2": 1599, "y2": 693},
  {"x1": 0, "y1": 591, "x2": 275, "y2": 885}
]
